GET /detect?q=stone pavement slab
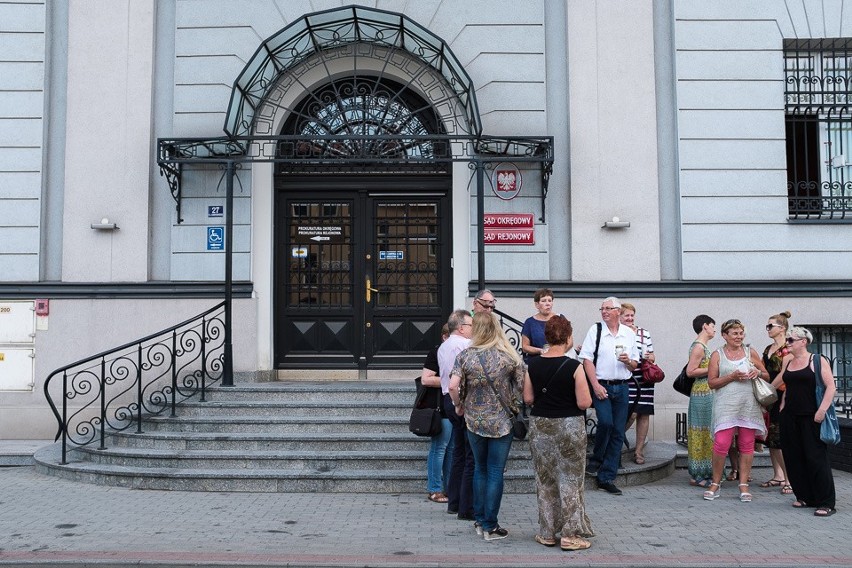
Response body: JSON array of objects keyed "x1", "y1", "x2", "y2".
[{"x1": 0, "y1": 465, "x2": 849, "y2": 567}]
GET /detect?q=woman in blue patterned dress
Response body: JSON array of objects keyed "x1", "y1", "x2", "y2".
[{"x1": 687, "y1": 314, "x2": 716, "y2": 487}]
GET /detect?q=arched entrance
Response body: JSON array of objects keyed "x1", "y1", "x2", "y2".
[
  {"x1": 156, "y1": 5, "x2": 553, "y2": 378},
  {"x1": 273, "y1": 76, "x2": 452, "y2": 368}
]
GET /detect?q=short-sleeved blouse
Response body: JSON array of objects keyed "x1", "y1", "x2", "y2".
[{"x1": 453, "y1": 346, "x2": 525, "y2": 438}]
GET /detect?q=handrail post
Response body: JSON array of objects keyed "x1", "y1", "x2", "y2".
[
  {"x1": 99, "y1": 358, "x2": 106, "y2": 450},
  {"x1": 61, "y1": 372, "x2": 68, "y2": 464},
  {"x1": 171, "y1": 331, "x2": 177, "y2": 417},
  {"x1": 475, "y1": 158, "x2": 485, "y2": 290},
  {"x1": 223, "y1": 160, "x2": 235, "y2": 386},
  {"x1": 200, "y1": 315, "x2": 207, "y2": 402},
  {"x1": 136, "y1": 343, "x2": 143, "y2": 433}
]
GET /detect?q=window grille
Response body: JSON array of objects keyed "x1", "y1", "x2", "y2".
[
  {"x1": 784, "y1": 39, "x2": 852, "y2": 220},
  {"x1": 807, "y1": 324, "x2": 852, "y2": 419}
]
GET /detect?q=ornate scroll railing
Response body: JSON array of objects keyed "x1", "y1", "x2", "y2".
[{"x1": 43, "y1": 302, "x2": 226, "y2": 464}]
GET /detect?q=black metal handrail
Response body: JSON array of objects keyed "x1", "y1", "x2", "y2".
[
  {"x1": 43, "y1": 302, "x2": 227, "y2": 464},
  {"x1": 493, "y1": 308, "x2": 524, "y2": 357}
]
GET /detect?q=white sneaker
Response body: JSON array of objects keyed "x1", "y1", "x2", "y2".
[{"x1": 474, "y1": 522, "x2": 483, "y2": 536}]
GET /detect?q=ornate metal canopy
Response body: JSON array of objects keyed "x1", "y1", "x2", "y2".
[{"x1": 224, "y1": 4, "x2": 482, "y2": 138}]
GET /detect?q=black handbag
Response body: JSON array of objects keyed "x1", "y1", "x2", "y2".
[
  {"x1": 409, "y1": 377, "x2": 442, "y2": 437},
  {"x1": 672, "y1": 365, "x2": 693, "y2": 396}
]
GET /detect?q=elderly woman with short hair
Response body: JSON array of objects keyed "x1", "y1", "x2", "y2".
[{"x1": 772, "y1": 326, "x2": 837, "y2": 517}]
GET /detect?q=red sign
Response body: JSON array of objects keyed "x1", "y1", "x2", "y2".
[
  {"x1": 484, "y1": 228, "x2": 535, "y2": 245},
  {"x1": 484, "y1": 213, "x2": 534, "y2": 228}
]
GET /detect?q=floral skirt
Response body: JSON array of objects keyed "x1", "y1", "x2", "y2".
[
  {"x1": 687, "y1": 378, "x2": 713, "y2": 481},
  {"x1": 529, "y1": 415, "x2": 594, "y2": 538}
]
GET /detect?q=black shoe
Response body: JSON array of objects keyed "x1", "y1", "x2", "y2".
[
  {"x1": 484, "y1": 525, "x2": 509, "y2": 541},
  {"x1": 597, "y1": 481, "x2": 623, "y2": 495},
  {"x1": 447, "y1": 508, "x2": 458, "y2": 515},
  {"x1": 457, "y1": 512, "x2": 475, "y2": 521},
  {"x1": 586, "y1": 462, "x2": 600, "y2": 476}
]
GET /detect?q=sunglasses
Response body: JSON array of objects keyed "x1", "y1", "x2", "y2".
[
  {"x1": 476, "y1": 299, "x2": 496, "y2": 309},
  {"x1": 785, "y1": 337, "x2": 805, "y2": 345},
  {"x1": 766, "y1": 324, "x2": 783, "y2": 330}
]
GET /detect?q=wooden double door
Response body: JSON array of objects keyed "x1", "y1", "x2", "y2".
[{"x1": 274, "y1": 176, "x2": 452, "y2": 369}]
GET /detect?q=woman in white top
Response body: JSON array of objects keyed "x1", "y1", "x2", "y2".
[{"x1": 703, "y1": 319, "x2": 769, "y2": 503}]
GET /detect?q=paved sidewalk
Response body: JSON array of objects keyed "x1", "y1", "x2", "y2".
[{"x1": 0, "y1": 464, "x2": 849, "y2": 568}]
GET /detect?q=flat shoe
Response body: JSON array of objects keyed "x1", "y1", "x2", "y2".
[
  {"x1": 561, "y1": 536, "x2": 591, "y2": 551},
  {"x1": 781, "y1": 484, "x2": 794, "y2": 495},
  {"x1": 814, "y1": 507, "x2": 836, "y2": 517},
  {"x1": 760, "y1": 478, "x2": 785, "y2": 488},
  {"x1": 428, "y1": 492, "x2": 448, "y2": 503},
  {"x1": 534, "y1": 535, "x2": 557, "y2": 547},
  {"x1": 792, "y1": 500, "x2": 808, "y2": 508},
  {"x1": 633, "y1": 455, "x2": 645, "y2": 465}
]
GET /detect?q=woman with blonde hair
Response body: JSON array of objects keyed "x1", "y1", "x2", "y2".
[
  {"x1": 449, "y1": 311, "x2": 525, "y2": 541},
  {"x1": 759, "y1": 310, "x2": 792, "y2": 495},
  {"x1": 773, "y1": 326, "x2": 837, "y2": 517}
]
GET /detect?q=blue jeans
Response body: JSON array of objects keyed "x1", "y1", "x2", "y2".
[
  {"x1": 427, "y1": 417, "x2": 453, "y2": 493},
  {"x1": 467, "y1": 430, "x2": 513, "y2": 532},
  {"x1": 591, "y1": 381, "x2": 629, "y2": 484}
]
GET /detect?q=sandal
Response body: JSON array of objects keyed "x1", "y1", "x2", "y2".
[
  {"x1": 759, "y1": 478, "x2": 785, "y2": 488},
  {"x1": 560, "y1": 536, "x2": 592, "y2": 551},
  {"x1": 703, "y1": 482, "x2": 721, "y2": 501},
  {"x1": 633, "y1": 454, "x2": 645, "y2": 465},
  {"x1": 739, "y1": 483, "x2": 752, "y2": 503},
  {"x1": 814, "y1": 507, "x2": 836, "y2": 517},
  {"x1": 781, "y1": 484, "x2": 794, "y2": 495},
  {"x1": 726, "y1": 469, "x2": 739, "y2": 481},
  {"x1": 690, "y1": 478, "x2": 711, "y2": 488},
  {"x1": 428, "y1": 492, "x2": 448, "y2": 503},
  {"x1": 534, "y1": 535, "x2": 557, "y2": 547},
  {"x1": 792, "y1": 500, "x2": 808, "y2": 508}
]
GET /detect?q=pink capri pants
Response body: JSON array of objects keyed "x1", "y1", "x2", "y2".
[{"x1": 713, "y1": 427, "x2": 757, "y2": 456}]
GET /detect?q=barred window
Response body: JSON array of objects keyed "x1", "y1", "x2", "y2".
[
  {"x1": 807, "y1": 325, "x2": 852, "y2": 418},
  {"x1": 784, "y1": 39, "x2": 852, "y2": 221}
]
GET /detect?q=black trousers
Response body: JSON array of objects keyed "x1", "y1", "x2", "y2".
[
  {"x1": 779, "y1": 411, "x2": 836, "y2": 509},
  {"x1": 444, "y1": 394, "x2": 474, "y2": 516}
]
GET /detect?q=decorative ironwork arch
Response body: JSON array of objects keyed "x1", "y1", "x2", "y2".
[
  {"x1": 278, "y1": 75, "x2": 448, "y2": 166},
  {"x1": 225, "y1": 4, "x2": 481, "y2": 138}
]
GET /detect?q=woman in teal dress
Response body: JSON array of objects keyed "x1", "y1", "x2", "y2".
[{"x1": 687, "y1": 315, "x2": 716, "y2": 486}]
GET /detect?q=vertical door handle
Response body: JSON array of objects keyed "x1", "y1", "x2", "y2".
[{"x1": 366, "y1": 278, "x2": 379, "y2": 303}]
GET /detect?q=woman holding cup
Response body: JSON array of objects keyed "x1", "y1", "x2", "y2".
[
  {"x1": 522, "y1": 288, "x2": 566, "y2": 362},
  {"x1": 703, "y1": 319, "x2": 769, "y2": 502}
]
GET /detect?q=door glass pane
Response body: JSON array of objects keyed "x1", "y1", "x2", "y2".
[
  {"x1": 374, "y1": 202, "x2": 439, "y2": 308},
  {"x1": 287, "y1": 201, "x2": 352, "y2": 308}
]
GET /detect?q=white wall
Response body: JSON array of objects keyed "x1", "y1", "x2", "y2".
[
  {"x1": 674, "y1": 1, "x2": 852, "y2": 280},
  {"x1": 0, "y1": 1, "x2": 45, "y2": 281},
  {"x1": 61, "y1": 0, "x2": 156, "y2": 281}
]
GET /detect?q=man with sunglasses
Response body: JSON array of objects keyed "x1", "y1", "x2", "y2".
[
  {"x1": 578, "y1": 297, "x2": 639, "y2": 495},
  {"x1": 472, "y1": 289, "x2": 497, "y2": 314}
]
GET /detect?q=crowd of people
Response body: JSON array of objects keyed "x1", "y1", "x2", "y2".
[{"x1": 418, "y1": 291, "x2": 840, "y2": 551}]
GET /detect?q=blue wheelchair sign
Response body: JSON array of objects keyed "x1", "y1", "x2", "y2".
[{"x1": 207, "y1": 226, "x2": 224, "y2": 251}]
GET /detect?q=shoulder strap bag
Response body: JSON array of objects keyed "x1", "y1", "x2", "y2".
[{"x1": 814, "y1": 353, "x2": 841, "y2": 445}]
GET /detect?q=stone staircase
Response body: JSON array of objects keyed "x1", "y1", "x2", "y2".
[{"x1": 34, "y1": 380, "x2": 675, "y2": 492}]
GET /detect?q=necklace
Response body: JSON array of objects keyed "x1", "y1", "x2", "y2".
[{"x1": 724, "y1": 344, "x2": 745, "y2": 358}]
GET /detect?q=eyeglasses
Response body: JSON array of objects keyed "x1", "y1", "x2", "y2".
[
  {"x1": 766, "y1": 324, "x2": 783, "y2": 330},
  {"x1": 600, "y1": 306, "x2": 619, "y2": 312},
  {"x1": 476, "y1": 299, "x2": 496, "y2": 309},
  {"x1": 460, "y1": 322, "x2": 473, "y2": 328},
  {"x1": 786, "y1": 337, "x2": 805, "y2": 345}
]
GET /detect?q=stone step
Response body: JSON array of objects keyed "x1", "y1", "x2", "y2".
[
  {"x1": 142, "y1": 414, "x2": 412, "y2": 434},
  {"x1": 105, "y1": 431, "x2": 440, "y2": 452},
  {"x1": 204, "y1": 382, "x2": 418, "y2": 404},
  {"x1": 72, "y1": 446, "x2": 533, "y2": 471},
  {"x1": 34, "y1": 441, "x2": 674, "y2": 493},
  {"x1": 176, "y1": 400, "x2": 415, "y2": 418}
]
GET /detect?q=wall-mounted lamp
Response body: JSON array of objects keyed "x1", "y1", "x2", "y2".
[
  {"x1": 602, "y1": 216, "x2": 630, "y2": 229},
  {"x1": 91, "y1": 217, "x2": 119, "y2": 230}
]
